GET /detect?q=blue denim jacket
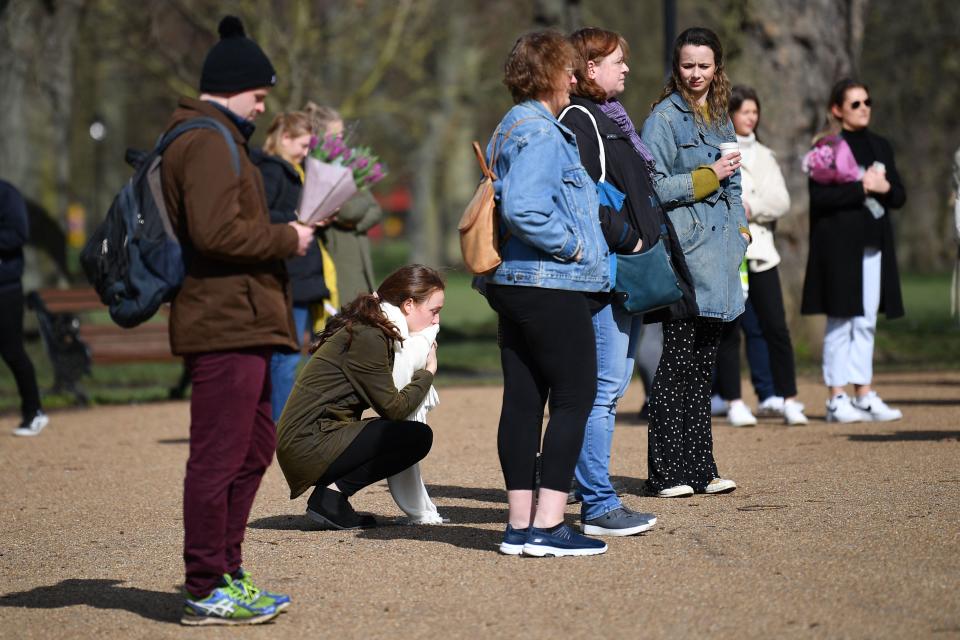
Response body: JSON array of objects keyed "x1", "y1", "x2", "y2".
[
  {"x1": 641, "y1": 93, "x2": 748, "y2": 321},
  {"x1": 483, "y1": 101, "x2": 609, "y2": 292}
]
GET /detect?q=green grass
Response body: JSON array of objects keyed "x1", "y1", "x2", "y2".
[{"x1": 7, "y1": 250, "x2": 954, "y2": 413}]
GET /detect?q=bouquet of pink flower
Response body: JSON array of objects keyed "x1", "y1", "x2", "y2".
[
  {"x1": 311, "y1": 133, "x2": 387, "y2": 190},
  {"x1": 801, "y1": 134, "x2": 860, "y2": 184}
]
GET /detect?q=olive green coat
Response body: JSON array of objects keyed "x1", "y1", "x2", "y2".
[
  {"x1": 276, "y1": 322, "x2": 434, "y2": 499},
  {"x1": 324, "y1": 189, "x2": 383, "y2": 302}
]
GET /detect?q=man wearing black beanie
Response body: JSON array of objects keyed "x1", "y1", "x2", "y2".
[{"x1": 159, "y1": 15, "x2": 314, "y2": 626}]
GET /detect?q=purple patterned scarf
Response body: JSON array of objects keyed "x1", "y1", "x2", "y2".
[{"x1": 597, "y1": 98, "x2": 656, "y2": 168}]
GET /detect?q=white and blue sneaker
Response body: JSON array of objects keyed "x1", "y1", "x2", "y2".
[
  {"x1": 852, "y1": 391, "x2": 903, "y2": 422},
  {"x1": 499, "y1": 524, "x2": 529, "y2": 555},
  {"x1": 522, "y1": 524, "x2": 607, "y2": 557},
  {"x1": 181, "y1": 575, "x2": 279, "y2": 626}
]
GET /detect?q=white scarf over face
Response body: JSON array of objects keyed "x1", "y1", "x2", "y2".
[{"x1": 380, "y1": 301, "x2": 443, "y2": 524}]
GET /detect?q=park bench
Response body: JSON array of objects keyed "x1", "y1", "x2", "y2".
[{"x1": 27, "y1": 288, "x2": 181, "y2": 404}]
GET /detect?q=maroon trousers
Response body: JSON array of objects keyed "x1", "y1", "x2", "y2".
[{"x1": 182, "y1": 348, "x2": 276, "y2": 598}]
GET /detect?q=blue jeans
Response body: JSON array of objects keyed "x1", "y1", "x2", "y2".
[
  {"x1": 741, "y1": 298, "x2": 775, "y2": 401},
  {"x1": 270, "y1": 305, "x2": 311, "y2": 423},
  {"x1": 575, "y1": 303, "x2": 640, "y2": 520}
]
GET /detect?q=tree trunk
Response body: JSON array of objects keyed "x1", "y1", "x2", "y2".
[{"x1": 730, "y1": 0, "x2": 869, "y2": 352}]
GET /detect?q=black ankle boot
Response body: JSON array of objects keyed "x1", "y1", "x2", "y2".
[{"x1": 306, "y1": 487, "x2": 376, "y2": 530}]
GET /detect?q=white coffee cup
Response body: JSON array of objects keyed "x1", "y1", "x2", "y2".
[{"x1": 718, "y1": 141, "x2": 739, "y2": 158}]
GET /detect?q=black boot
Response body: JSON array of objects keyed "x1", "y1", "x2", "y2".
[{"x1": 306, "y1": 487, "x2": 376, "y2": 530}]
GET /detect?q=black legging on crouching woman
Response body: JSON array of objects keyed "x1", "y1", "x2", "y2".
[{"x1": 486, "y1": 283, "x2": 597, "y2": 492}]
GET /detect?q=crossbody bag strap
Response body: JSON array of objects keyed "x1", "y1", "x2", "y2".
[{"x1": 558, "y1": 104, "x2": 606, "y2": 182}]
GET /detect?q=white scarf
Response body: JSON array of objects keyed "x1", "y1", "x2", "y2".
[{"x1": 380, "y1": 301, "x2": 444, "y2": 524}]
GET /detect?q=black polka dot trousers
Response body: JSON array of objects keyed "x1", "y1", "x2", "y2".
[{"x1": 646, "y1": 317, "x2": 723, "y2": 493}]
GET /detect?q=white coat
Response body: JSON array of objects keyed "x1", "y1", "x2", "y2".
[{"x1": 738, "y1": 133, "x2": 791, "y2": 273}]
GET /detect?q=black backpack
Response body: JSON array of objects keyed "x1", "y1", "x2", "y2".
[{"x1": 80, "y1": 117, "x2": 240, "y2": 328}]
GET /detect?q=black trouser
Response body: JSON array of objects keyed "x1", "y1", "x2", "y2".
[
  {"x1": 647, "y1": 317, "x2": 722, "y2": 492},
  {"x1": 714, "y1": 267, "x2": 798, "y2": 400},
  {"x1": 0, "y1": 287, "x2": 41, "y2": 420},
  {"x1": 486, "y1": 284, "x2": 597, "y2": 493},
  {"x1": 715, "y1": 317, "x2": 743, "y2": 400},
  {"x1": 310, "y1": 419, "x2": 433, "y2": 502},
  {"x1": 743, "y1": 267, "x2": 798, "y2": 398}
]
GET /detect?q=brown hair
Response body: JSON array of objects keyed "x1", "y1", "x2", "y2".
[
  {"x1": 812, "y1": 78, "x2": 870, "y2": 142},
  {"x1": 503, "y1": 29, "x2": 577, "y2": 104},
  {"x1": 570, "y1": 27, "x2": 630, "y2": 103},
  {"x1": 653, "y1": 27, "x2": 731, "y2": 129},
  {"x1": 302, "y1": 101, "x2": 343, "y2": 137},
  {"x1": 309, "y1": 264, "x2": 445, "y2": 353},
  {"x1": 263, "y1": 111, "x2": 313, "y2": 158},
  {"x1": 729, "y1": 84, "x2": 761, "y2": 139}
]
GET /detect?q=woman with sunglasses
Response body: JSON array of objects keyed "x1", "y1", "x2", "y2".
[{"x1": 801, "y1": 79, "x2": 906, "y2": 423}]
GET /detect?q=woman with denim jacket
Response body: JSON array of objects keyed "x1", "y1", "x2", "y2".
[
  {"x1": 559, "y1": 27, "x2": 696, "y2": 536},
  {"x1": 639, "y1": 27, "x2": 747, "y2": 497},
  {"x1": 484, "y1": 30, "x2": 609, "y2": 557}
]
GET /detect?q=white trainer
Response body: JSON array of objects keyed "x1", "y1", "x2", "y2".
[
  {"x1": 826, "y1": 393, "x2": 863, "y2": 423},
  {"x1": 852, "y1": 391, "x2": 903, "y2": 422},
  {"x1": 783, "y1": 399, "x2": 808, "y2": 426},
  {"x1": 756, "y1": 396, "x2": 785, "y2": 417},
  {"x1": 656, "y1": 484, "x2": 694, "y2": 498},
  {"x1": 727, "y1": 400, "x2": 758, "y2": 427},
  {"x1": 704, "y1": 478, "x2": 737, "y2": 494},
  {"x1": 13, "y1": 411, "x2": 49, "y2": 437},
  {"x1": 710, "y1": 394, "x2": 729, "y2": 417}
]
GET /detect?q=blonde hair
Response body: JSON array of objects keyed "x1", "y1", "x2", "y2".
[
  {"x1": 263, "y1": 111, "x2": 313, "y2": 159},
  {"x1": 303, "y1": 101, "x2": 343, "y2": 137}
]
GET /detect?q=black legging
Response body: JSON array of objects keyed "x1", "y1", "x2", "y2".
[
  {"x1": 486, "y1": 284, "x2": 597, "y2": 493},
  {"x1": 309, "y1": 419, "x2": 432, "y2": 501},
  {"x1": 0, "y1": 287, "x2": 41, "y2": 420}
]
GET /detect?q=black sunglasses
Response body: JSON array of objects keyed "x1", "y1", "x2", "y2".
[{"x1": 850, "y1": 98, "x2": 872, "y2": 109}]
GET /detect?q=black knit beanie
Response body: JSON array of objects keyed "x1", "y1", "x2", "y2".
[{"x1": 199, "y1": 16, "x2": 277, "y2": 94}]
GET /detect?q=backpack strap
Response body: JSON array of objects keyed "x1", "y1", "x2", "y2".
[
  {"x1": 558, "y1": 104, "x2": 606, "y2": 182},
  {"x1": 156, "y1": 117, "x2": 241, "y2": 175}
]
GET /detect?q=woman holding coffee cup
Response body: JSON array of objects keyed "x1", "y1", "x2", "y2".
[
  {"x1": 801, "y1": 79, "x2": 906, "y2": 423},
  {"x1": 639, "y1": 27, "x2": 747, "y2": 498}
]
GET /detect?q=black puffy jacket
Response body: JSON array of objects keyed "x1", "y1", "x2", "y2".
[{"x1": 0, "y1": 180, "x2": 29, "y2": 294}]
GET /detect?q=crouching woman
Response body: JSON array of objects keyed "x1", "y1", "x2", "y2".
[{"x1": 276, "y1": 265, "x2": 444, "y2": 529}]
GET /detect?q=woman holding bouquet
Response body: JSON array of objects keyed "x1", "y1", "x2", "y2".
[
  {"x1": 801, "y1": 79, "x2": 906, "y2": 423},
  {"x1": 304, "y1": 102, "x2": 385, "y2": 304},
  {"x1": 253, "y1": 111, "x2": 329, "y2": 422}
]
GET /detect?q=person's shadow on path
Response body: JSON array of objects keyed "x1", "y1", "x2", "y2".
[{"x1": 0, "y1": 579, "x2": 181, "y2": 624}]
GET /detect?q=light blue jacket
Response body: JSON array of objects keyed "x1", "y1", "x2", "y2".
[
  {"x1": 484, "y1": 100, "x2": 609, "y2": 292},
  {"x1": 641, "y1": 92, "x2": 748, "y2": 321}
]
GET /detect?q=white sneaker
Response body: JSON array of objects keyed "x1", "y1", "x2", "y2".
[
  {"x1": 655, "y1": 484, "x2": 694, "y2": 498},
  {"x1": 727, "y1": 401, "x2": 758, "y2": 427},
  {"x1": 13, "y1": 411, "x2": 49, "y2": 437},
  {"x1": 756, "y1": 396, "x2": 785, "y2": 417},
  {"x1": 710, "y1": 394, "x2": 729, "y2": 417},
  {"x1": 852, "y1": 392, "x2": 903, "y2": 422},
  {"x1": 826, "y1": 393, "x2": 862, "y2": 423},
  {"x1": 704, "y1": 478, "x2": 737, "y2": 494},
  {"x1": 783, "y1": 399, "x2": 808, "y2": 426}
]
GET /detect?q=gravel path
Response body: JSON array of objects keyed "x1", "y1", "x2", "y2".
[{"x1": 1, "y1": 371, "x2": 958, "y2": 639}]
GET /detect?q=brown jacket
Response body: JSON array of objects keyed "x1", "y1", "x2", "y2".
[
  {"x1": 276, "y1": 323, "x2": 434, "y2": 499},
  {"x1": 161, "y1": 97, "x2": 299, "y2": 354}
]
